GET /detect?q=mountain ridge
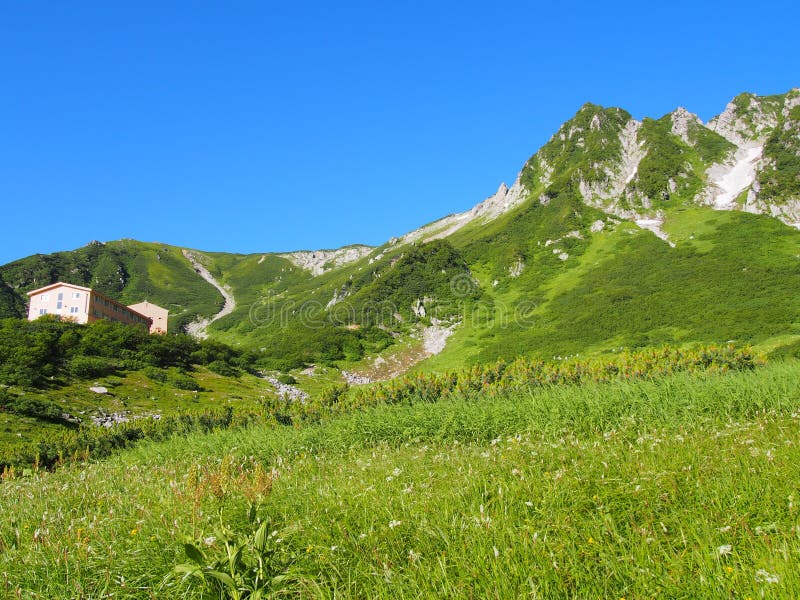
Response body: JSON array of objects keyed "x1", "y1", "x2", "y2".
[{"x1": 3, "y1": 87, "x2": 800, "y2": 377}]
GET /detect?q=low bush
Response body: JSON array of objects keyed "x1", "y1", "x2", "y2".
[{"x1": 68, "y1": 355, "x2": 121, "y2": 378}]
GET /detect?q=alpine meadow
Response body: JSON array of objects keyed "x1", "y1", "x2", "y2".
[{"x1": 2, "y1": 88, "x2": 800, "y2": 598}]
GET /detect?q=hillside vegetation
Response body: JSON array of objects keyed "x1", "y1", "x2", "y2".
[
  {"x1": 0, "y1": 317, "x2": 278, "y2": 466},
  {"x1": 1, "y1": 91, "x2": 799, "y2": 381},
  {"x1": 1, "y1": 358, "x2": 799, "y2": 598}
]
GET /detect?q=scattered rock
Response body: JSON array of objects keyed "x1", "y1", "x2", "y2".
[
  {"x1": 89, "y1": 386, "x2": 109, "y2": 394},
  {"x1": 263, "y1": 375, "x2": 309, "y2": 402},
  {"x1": 508, "y1": 258, "x2": 525, "y2": 277},
  {"x1": 342, "y1": 371, "x2": 372, "y2": 385}
]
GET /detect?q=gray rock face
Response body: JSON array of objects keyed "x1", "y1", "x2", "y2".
[
  {"x1": 280, "y1": 246, "x2": 373, "y2": 277},
  {"x1": 670, "y1": 107, "x2": 703, "y2": 144},
  {"x1": 707, "y1": 95, "x2": 780, "y2": 145}
]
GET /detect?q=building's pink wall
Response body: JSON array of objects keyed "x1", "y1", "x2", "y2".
[
  {"x1": 127, "y1": 301, "x2": 169, "y2": 334},
  {"x1": 27, "y1": 283, "x2": 91, "y2": 324},
  {"x1": 87, "y1": 293, "x2": 151, "y2": 328}
]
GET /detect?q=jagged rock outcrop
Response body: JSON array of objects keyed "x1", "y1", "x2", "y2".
[
  {"x1": 400, "y1": 175, "x2": 529, "y2": 245},
  {"x1": 280, "y1": 245, "x2": 373, "y2": 276}
]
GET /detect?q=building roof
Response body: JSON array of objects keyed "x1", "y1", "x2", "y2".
[
  {"x1": 127, "y1": 300, "x2": 168, "y2": 313},
  {"x1": 26, "y1": 281, "x2": 93, "y2": 296}
]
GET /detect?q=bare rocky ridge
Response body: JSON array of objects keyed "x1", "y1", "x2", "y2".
[
  {"x1": 576, "y1": 117, "x2": 677, "y2": 244},
  {"x1": 280, "y1": 246, "x2": 373, "y2": 276},
  {"x1": 573, "y1": 91, "x2": 800, "y2": 241},
  {"x1": 708, "y1": 96, "x2": 780, "y2": 146},
  {"x1": 401, "y1": 176, "x2": 528, "y2": 245},
  {"x1": 182, "y1": 249, "x2": 236, "y2": 339}
]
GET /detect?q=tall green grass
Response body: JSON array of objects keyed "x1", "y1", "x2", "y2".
[{"x1": 2, "y1": 362, "x2": 800, "y2": 598}]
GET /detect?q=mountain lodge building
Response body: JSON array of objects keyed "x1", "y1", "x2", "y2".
[{"x1": 26, "y1": 282, "x2": 168, "y2": 334}]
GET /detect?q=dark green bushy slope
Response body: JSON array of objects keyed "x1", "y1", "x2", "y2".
[
  {"x1": 468, "y1": 211, "x2": 800, "y2": 362},
  {"x1": 0, "y1": 272, "x2": 25, "y2": 318}
]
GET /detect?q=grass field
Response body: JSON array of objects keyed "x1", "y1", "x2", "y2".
[{"x1": 1, "y1": 360, "x2": 799, "y2": 598}]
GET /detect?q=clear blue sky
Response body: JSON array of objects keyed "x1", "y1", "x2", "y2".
[{"x1": 1, "y1": 1, "x2": 798, "y2": 265}]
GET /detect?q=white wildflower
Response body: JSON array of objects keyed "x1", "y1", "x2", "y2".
[
  {"x1": 755, "y1": 569, "x2": 779, "y2": 584},
  {"x1": 388, "y1": 520, "x2": 401, "y2": 529},
  {"x1": 718, "y1": 544, "x2": 732, "y2": 556}
]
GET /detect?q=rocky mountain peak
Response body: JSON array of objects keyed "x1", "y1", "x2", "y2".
[
  {"x1": 669, "y1": 107, "x2": 703, "y2": 144},
  {"x1": 707, "y1": 91, "x2": 785, "y2": 145}
]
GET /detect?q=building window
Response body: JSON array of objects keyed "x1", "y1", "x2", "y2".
[
  {"x1": 39, "y1": 308, "x2": 47, "y2": 315},
  {"x1": 72, "y1": 292, "x2": 81, "y2": 299},
  {"x1": 41, "y1": 294, "x2": 49, "y2": 302},
  {"x1": 70, "y1": 307, "x2": 79, "y2": 314},
  {"x1": 57, "y1": 292, "x2": 63, "y2": 300},
  {"x1": 57, "y1": 301, "x2": 63, "y2": 309}
]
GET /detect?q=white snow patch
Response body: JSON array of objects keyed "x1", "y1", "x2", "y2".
[
  {"x1": 635, "y1": 216, "x2": 676, "y2": 248},
  {"x1": 704, "y1": 144, "x2": 763, "y2": 209}
]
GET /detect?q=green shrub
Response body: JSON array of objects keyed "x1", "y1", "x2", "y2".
[
  {"x1": 168, "y1": 371, "x2": 201, "y2": 391},
  {"x1": 276, "y1": 374, "x2": 297, "y2": 385},
  {"x1": 68, "y1": 355, "x2": 120, "y2": 378},
  {"x1": 0, "y1": 395, "x2": 72, "y2": 425},
  {"x1": 143, "y1": 366, "x2": 168, "y2": 383},
  {"x1": 207, "y1": 360, "x2": 240, "y2": 377}
]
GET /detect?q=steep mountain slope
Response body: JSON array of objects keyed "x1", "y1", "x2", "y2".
[{"x1": 2, "y1": 88, "x2": 799, "y2": 380}]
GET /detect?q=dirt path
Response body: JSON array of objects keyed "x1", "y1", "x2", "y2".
[
  {"x1": 182, "y1": 249, "x2": 236, "y2": 339},
  {"x1": 342, "y1": 323, "x2": 456, "y2": 384}
]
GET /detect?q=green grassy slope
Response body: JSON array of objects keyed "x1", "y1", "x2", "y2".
[
  {"x1": 2, "y1": 360, "x2": 799, "y2": 598},
  {"x1": 424, "y1": 205, "x2": 800, "y2": 368}
]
